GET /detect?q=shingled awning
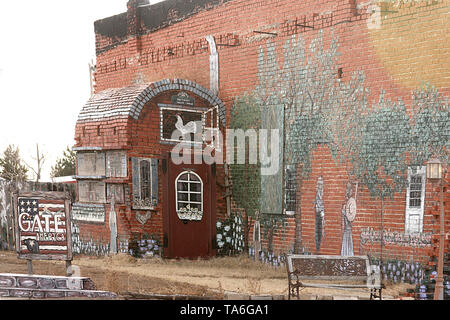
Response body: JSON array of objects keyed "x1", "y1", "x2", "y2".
[{"x1": 77, "y1": 79, "x2": 226, "y2": 127}]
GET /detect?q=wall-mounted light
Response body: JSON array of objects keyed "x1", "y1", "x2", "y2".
[{"x1": 426, "y1": 158, "x2": 442, "y2": 181}]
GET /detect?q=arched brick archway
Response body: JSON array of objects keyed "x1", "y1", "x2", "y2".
[{"x1": 78, "y1": 79, "x2": 226, "y2": 127}]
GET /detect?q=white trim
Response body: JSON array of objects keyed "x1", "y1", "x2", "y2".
[
  {"x1": 405, "y1": 166, "x2": 426, "y2": 234},
  {"x1": 175, "y1": 171, "x2": 204, "y2": 221}
]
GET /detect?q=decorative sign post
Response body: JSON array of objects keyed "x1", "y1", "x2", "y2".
[{"x1": 13, "y1": 191, "x2": 73, "y2": 276}]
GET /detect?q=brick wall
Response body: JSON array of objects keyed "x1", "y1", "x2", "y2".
[{"x1": 75, "y1": 0, "x2": 449, "y2": 263}]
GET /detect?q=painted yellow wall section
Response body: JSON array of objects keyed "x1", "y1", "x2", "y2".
[{"x1": 368, "y1": 0, "x2": 450, "y2": 90}]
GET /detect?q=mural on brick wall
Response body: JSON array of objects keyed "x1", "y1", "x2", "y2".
[
  {"x1": 71, "y1": 220, "x2": 130, "y2": 256},
  {"x1": 216, "y1": 213, "x2": 245, "y2": 256},
  {"x1": 360, "y1": 228, "x2": 433, "y2": 248},
  {"x1": 238, "y1": 25, "x2": 449, "y2": 273}
]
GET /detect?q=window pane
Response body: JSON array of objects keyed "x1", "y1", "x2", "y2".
[
  {"x1": 140, "y1": 160, "x2": 151, "y2": 200},
  {"x1": 190, "y1": 193, "x2": 202, "y2": 203},
  {"x1": 190, "y1": 182, "x2": 201, "y2": 192},
  {"x1": 411, "y1": 176, "x2": 422, "y2": 184},
  {"x1": 178, "y1": 192, "x2": 189, "y2": 202},
  {"x1": 177, "y1": 182, "x2": 189, "y2": 191},
  {"x1": 179, "y1": 173, "x2": 189, "y2": 181},
  {"x1": 189, "y1": 173, "x2": 200, "y2": 182}
]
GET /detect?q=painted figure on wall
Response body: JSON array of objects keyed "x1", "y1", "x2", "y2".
[
  {"x1": 341, "y1": 182, "x2": 358, "y2": 256},
  {"x1": 315, "y1": 176, "x2": 325, "y2": 252}
]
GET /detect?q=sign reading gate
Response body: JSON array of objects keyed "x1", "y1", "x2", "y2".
[{"x1": 13, "y1": 192, "x2": 73, "y2": 261}]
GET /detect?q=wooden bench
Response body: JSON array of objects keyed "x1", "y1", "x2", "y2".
[{"x1": 285, "y1": 255, "x2": 384, "y2": 300}]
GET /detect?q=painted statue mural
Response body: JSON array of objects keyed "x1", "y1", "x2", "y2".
[
  {"x1": 314, "y1": 177, "x2": 325, "y2": 252},
  {"x1": 341, "y1": 182, "x2": 358, "y2": 256}
]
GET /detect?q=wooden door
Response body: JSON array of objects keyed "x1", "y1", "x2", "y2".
[{"x1": 163, "y1": 155, "x2": 216, "y2": 259}]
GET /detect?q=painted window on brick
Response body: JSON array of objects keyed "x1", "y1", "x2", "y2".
[
  {"x1": 284, "y1": 164, "x2": 297, "y2": 214},
  {"x1": 78, "y1": 181, "x2": 106, "y2": 204},
  {"x1": 132, "y1": 157, "x2": 158, "y2": 210},
  {"x1": 77, "y1": 152, "x2": 106, "y2": 177},
  {"x1": 106, "y1": 151, "x2": 127, "y2": 178},
  {"x1": 405, "y1": 166, "x2": 426, "y2": 234},
  {"x1": 159, "y1": 104, "x2": 204, "y2": 144},
  {"x1": 176, "y1": 171, "x2": 204, "y2": 221}
]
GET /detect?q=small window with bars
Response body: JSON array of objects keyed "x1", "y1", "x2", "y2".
[{"x1": 132, "y1": 157, "x2": 159, "y2": 210}]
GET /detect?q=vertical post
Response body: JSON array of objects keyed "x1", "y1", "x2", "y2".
[
  {"x1": 27, "y1": 260, "x2": 33, "y2": 275},
  {"x1": 224, "y1": 164, "x2": 231, "y2": 217},
  {"x1": 434, "y1": 180, "x2": 445, "y2": 300}
]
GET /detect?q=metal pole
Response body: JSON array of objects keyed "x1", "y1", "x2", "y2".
[
  {"x1": 434, "y1": 179, "x2": 445, "y2": 300},
  {"x1": 27, "y1": 260, "x2": 33, "y2": 275}
]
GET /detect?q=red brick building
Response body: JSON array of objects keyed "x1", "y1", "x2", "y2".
[{"x1": 73, "y1": 0, "x2": 449, "y2": 284}]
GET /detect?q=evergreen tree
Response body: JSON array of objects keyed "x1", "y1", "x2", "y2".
[
  {"x1": 0, "y1": 145, "x2": 28, "y2": 183},
  {"x1": 50, "y1": 147, "x2": 76, "y2": 178}
]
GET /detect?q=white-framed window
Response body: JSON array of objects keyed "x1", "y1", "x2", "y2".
[
  {"x1": 405, "y1": 166, "x2": 426, "y2": 234},
  {"x1": 175, "y1": 171, "x2": 204, "y2": 221}
]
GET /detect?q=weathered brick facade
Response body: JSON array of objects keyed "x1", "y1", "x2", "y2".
[{"x1": 74, "y1": 0, "x2": 449, "y2": 278}]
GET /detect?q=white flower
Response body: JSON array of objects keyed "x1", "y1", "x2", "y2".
[
  {"x1": 224, "y1": 226, "x2": 231, "y2": 232},
  {"x1": 218, "y1": 241, "x2": 224, "y2": 248},
  {"x1": 216, "y1": 221, "x2": 222, "y2": 228},
  {"x1": 217, "y1": 234, "x2": 223, "y2": 240},
  {"x1": 226, "y1": 237, "x2": 231, "y2": 243}
]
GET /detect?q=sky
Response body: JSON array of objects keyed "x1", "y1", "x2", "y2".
[{"x1": 0, "y1": 0, "x2": 164, "y2": 181}]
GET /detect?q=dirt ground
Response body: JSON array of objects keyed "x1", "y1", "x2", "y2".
[{"x1": 0, "y1": 251, "x2": 415, "y2": 299}]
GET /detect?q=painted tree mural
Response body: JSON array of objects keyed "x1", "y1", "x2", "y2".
[
  {"x1": 231, "y1": 27, "x2": 449, "y2": 259},
  {"x1": 246, "y1": 30, "x2": 367, "y2": 254},
  {"x1": 409, "y1": 84, "x2": 449, "y2": 166},
  {"x1": 280, "y1": 31, "x2": 343, "y2": 253}
]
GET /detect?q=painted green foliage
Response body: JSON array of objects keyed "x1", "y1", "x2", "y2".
[
  {"x1": 230, "y1": 28, "x2": 449, "y2": 255},
  {"x1": 355, "y1": 93, "x2": 411, "y2": 199},
  {"x1": 410, "y1": 84, "x2": 450, "y2": 166}
]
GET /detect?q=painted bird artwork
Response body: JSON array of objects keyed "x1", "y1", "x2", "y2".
[{"x1": 175, "y1": 115, "x2": 198, "y2": 136}]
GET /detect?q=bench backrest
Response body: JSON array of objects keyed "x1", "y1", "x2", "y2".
[{"x1": 286, "y1": 255, "x2": 372, "y2": 281}]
